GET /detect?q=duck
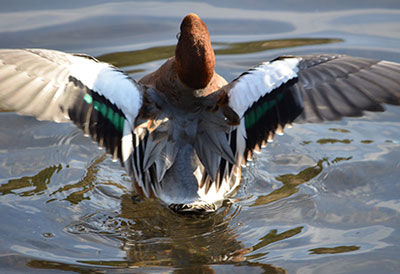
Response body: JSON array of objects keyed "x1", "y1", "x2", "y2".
[{"x1": 1, "y1": 13, "x2": 400, "y2": 214}]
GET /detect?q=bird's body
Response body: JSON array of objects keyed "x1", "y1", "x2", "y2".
[{"x1": 1, "y1": 14, "x2": 400, "y2": 213}]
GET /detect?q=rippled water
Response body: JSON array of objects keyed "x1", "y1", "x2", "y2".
[{"x1": 1, "y1": 1, "x2": 400, "y2": 273}]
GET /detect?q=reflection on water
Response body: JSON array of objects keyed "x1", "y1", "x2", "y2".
[
  {"x1": 27, "y1": 259, "x2": 288, "y2": 274},
  {"x1": 316, "y1": 138, "x2": 353, "y2": 144},
  {"x1": 251, "y1": 158, "x2": 328, "y2": 207},
  {"x1": 0, "y1": 155, "x2": 303, "y2": 272},
  {"x1": 0, "y1": 165, "x2": 62, "y2": 197},
  {"x1": 98, "y1": 38, "x2": 342, "y2": 68},
  {"x1": 26, "y1": 195, "x2": 291, "y2": 274},
  {"x1": 213, "y1": 38, "x2": 342, "y2": 55},
  {"x1": 248, "y1": 226, "x2": 304, "y2": 260},
  {"x1": 68, "y1": 195, "x2": 250, "y2": 267},
  {"x1": 309, "y1": 245, "x2": 360, "y2": 255},
  {"x1": 250, "y1": 155, "x2": 355, "y2": 208},
  {"x1": 328, "y1": 128, "x2": 351, "y2": 133},
  {"x1": 360, "y1": 140, "x2": 374, "y2": 144},
  {"x1": 49, "y1": 155, "x2": 107, "y2": 204}
]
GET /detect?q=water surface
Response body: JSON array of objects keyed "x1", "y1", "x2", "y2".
[{"x1": 1, "y1": 1, "x2": 400, "y2": 273}]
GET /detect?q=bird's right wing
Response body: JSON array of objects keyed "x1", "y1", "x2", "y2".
[{"x1": 0, "y1": 48, "x2": 144, "y2": 162}]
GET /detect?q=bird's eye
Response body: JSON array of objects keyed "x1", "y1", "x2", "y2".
[{"x1": 176, "y1": 32, "x2": 181, "y2": 40}]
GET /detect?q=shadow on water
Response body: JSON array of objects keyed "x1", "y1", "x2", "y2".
[{"x1": 97, "y1": 38, "x2": 342, "y2": 69}]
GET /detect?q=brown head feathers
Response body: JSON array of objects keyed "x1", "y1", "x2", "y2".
[{"x1": 175, "y1": 14, "x2": 215, "y2": 89}]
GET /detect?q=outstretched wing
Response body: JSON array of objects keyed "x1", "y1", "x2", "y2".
[
  {"x1": 0, "y1": 48, "x2": 144, "y2": 162},
  {"x1": 224, "y1": 54, "x2": 400, "y2": 164}
]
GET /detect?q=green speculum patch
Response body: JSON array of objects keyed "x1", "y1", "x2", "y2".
[
  {"x1": 84, "y1": 93, "x2": 125, "y2": 132},
  {"x1": 244, "y1": 93, "x2": 284, "y2": 129}
]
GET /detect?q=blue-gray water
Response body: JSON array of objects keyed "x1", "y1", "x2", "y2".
[{"x1": 0, "y1": 1, "x2": 400, "y2": 273}]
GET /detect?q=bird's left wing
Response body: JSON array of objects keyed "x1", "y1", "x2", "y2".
[{"x1": 222, "y1": 54, "x2": 400, "y2": 165}]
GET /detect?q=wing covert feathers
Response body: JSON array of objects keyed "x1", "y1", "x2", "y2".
[{"x1": 226, "y1": 54, "x2": 400, "y2": 164}]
